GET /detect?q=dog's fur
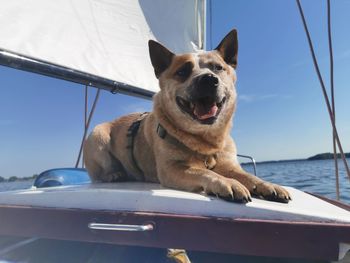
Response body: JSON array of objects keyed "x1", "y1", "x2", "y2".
[{"x1": 84, "y1": 29, "x2": 291, "y2": 203}]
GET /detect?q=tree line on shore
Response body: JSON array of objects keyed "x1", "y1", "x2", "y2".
[
  {"x1": 2, "y1": 152, "x2": 349, "y2": 182},
  {"x1": 307, "y1": 152, "x2": 350, "y2": 160},
  {"x1": 0, "y1": 174, "x2": 38, "y2": 183},
  {"x1": 240, "y1": 152, "x2": 350, "y2": 165}
]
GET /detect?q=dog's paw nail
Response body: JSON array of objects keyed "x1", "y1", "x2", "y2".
[
  {"x1": 234, "y1": 198, "x2": 245, "y2": 203},
  {"x1": 220, "y1": 194, "x2": 235, "y2": 202},
  {"x1": 242, "y1": 195, "x2": 252, "y2": 203}
]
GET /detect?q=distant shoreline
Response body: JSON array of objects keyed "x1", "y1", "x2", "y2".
[
  {"x1": 0, "y1": 175, "x2": 37, "y2": 183},
  {"x1": 307, "y1": 152, "x2": 350, "y2": 161},
  {"x1": 1, "y1": 152, "x2": 349, "y2": 181},
  {"x1": 241, "y1": 152, "x2": 350, "y2": 165}
]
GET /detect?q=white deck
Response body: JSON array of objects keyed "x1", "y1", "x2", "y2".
[{"x1": 1, "y1": 183, "x2": 350, "y2": 223}]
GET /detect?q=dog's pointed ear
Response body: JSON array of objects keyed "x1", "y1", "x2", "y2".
[
  {"x1": 215, "y1": 29, "x2": 238, "y2": 69},
  {"x1": 148, "y1": 40, "x2": 175, "y2": 78}
]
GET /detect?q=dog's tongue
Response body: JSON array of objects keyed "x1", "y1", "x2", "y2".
[{"x1": 194, "y1": 102, "x2": 218, "y2": 120}]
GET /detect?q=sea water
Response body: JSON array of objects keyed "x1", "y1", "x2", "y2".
[
  {"x1": 243, "y1": 158, "x2": 350, "y2": 204},
  {"x1": 0, "y1": 158, "x2": 349, "y2": 204},
  {"x1": 0, "y1": 180, "x2": 33, "y2": 192}
]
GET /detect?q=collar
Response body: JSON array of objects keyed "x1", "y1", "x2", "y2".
[{"x1": 156, "y1": 123, "x2": 216, "y2": 170}]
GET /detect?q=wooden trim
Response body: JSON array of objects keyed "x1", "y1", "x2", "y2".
[{"x1": 1, "y1": 205, "x2": 349, "y2": 261}]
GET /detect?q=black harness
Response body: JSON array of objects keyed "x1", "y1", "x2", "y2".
[
  {"x1": 126, "y1": 114, "x2": 217, "y2": 176},
  {"x1": 126, "y1": 113, "x2": 149, "y2": 178}
]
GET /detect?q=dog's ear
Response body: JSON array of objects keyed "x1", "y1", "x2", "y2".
[
  {"x1": 215, "y1": 29, "x2": 238, "y2": 69},
  {"x1": 148, "y1": 40, "x2": 175, "y2": 78}
]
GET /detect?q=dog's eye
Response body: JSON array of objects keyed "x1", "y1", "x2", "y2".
[
  {"x1": 175, "y1": 62, "x2": 193, "y2": 80},
  {"x1": 214, "y1": 64, "x2": 224, "y2": 72},
  {"x1": 176, "y1": 69, "x2": 187, "y2": 77}
]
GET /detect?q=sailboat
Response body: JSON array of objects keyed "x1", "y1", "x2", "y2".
[{"x1": 0, "y1": 0, "x2": 349, "y2": 262}]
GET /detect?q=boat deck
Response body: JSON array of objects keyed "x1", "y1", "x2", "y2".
[
  {"x1": 0, "y1": 183, "x2": 350, "y2": 261},
  {"x1": 0, "y1": 182, "x2": 349, "y2": 223}
]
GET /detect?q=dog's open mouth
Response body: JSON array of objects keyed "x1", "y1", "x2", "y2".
[{"x1": 176, "y1": 96, "x2": 226, "y2": 124}]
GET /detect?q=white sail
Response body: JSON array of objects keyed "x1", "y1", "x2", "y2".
[{"x1": 0, "y1": 0, "x2": 206, "y2": 93}]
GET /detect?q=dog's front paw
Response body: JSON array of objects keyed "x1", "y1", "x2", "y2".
[
  {"x1": 252, "y1": 181, "x2": 291, "y2": 203},
  {"x1": 206, "y1": 178, "x2": 252, "y2": 203}
]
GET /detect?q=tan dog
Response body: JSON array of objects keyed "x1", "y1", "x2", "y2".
[{"x1": 84, "y1": 29, "x2": 291, "y2": 203}]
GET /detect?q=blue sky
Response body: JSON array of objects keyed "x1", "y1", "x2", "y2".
[{"x1": 1, "y1": 0, "x2": 350, "y2": 178}]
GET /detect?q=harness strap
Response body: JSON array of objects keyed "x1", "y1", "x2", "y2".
[
  {"x1": 156, "y1": 123, "x2": 217, "y2": 170},
  {"x1": 156, "y1": 124, "x2": 182, "y2": 146},
  {"x1": 126, "y1": 113, "x2": 149, "y2": 178}
]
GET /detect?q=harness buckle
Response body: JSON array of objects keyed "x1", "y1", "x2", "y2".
[{"x1": 156, "y1": 124, "x2": 167, "y2": 139}]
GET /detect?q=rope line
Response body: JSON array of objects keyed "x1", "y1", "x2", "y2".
[
  {"x1": 82, "y1": 85, "x2": 89, "y2": 168},
  {"x1": 85, "y1": 85, "x2": 88, "y2": 129},
  {"x1": 327, "y1": 0, "x2": 340, "y2": 200},
  {"x1": 296, "y1": 0, "x2": 350, "y2": 183},
  {"x1": 209, "y1": 0, "x2": 213, "y2": 50},
  {"x1": 75, "y1": 88, "x2": 101, "y2": 168}
]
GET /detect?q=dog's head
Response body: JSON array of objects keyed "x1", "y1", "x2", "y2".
[{"x1": 149, "y1": 29, "x2": 238, "y2": 131}]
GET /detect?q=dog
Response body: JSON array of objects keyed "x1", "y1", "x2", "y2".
[{"x1": 83, "y1": 29, "x2": 291, "y2": 203}]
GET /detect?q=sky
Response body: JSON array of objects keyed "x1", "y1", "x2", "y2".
[{"x1": 1, "y1": 0, "x2": 350, "y2": 178}]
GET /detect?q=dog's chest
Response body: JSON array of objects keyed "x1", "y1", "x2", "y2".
[
  {"x1": 204, "y1": 155, "x2": 217, "y2": 170},
  {"x1": 188, "y1": 153, "x2": 217, "y2": 170}
]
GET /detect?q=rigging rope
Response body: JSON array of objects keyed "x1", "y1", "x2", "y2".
[
  {"x1": 85, "y1": 85, "x2": 88, "y2": 132},
  {"x1": 75, "y1": 87, "x2": 101, "y2": 168},
  {"x1": 82, "y1": 85, "x2": 89, "y2": 168},
  {"x1": 296, "y1": 0, "x2": 350, "y2": 186},
  {"x1": 209, "y1": 0, "x2": 213, "y2": 49},
  {"x1": 327, "y1": 0, "x2": 340, "y2": 200}
]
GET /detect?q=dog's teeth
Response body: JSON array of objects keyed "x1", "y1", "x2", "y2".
[{"x1": 190, "y1": 102, "x2": 194, "y2": 109}]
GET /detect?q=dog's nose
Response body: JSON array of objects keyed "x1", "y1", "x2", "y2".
[
  {"x1": 198, "y1": 74, "x2": 219, "y2": 89},
  {"x1": 191, "y1": 73, "x2": 220, "y2": 100}
]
